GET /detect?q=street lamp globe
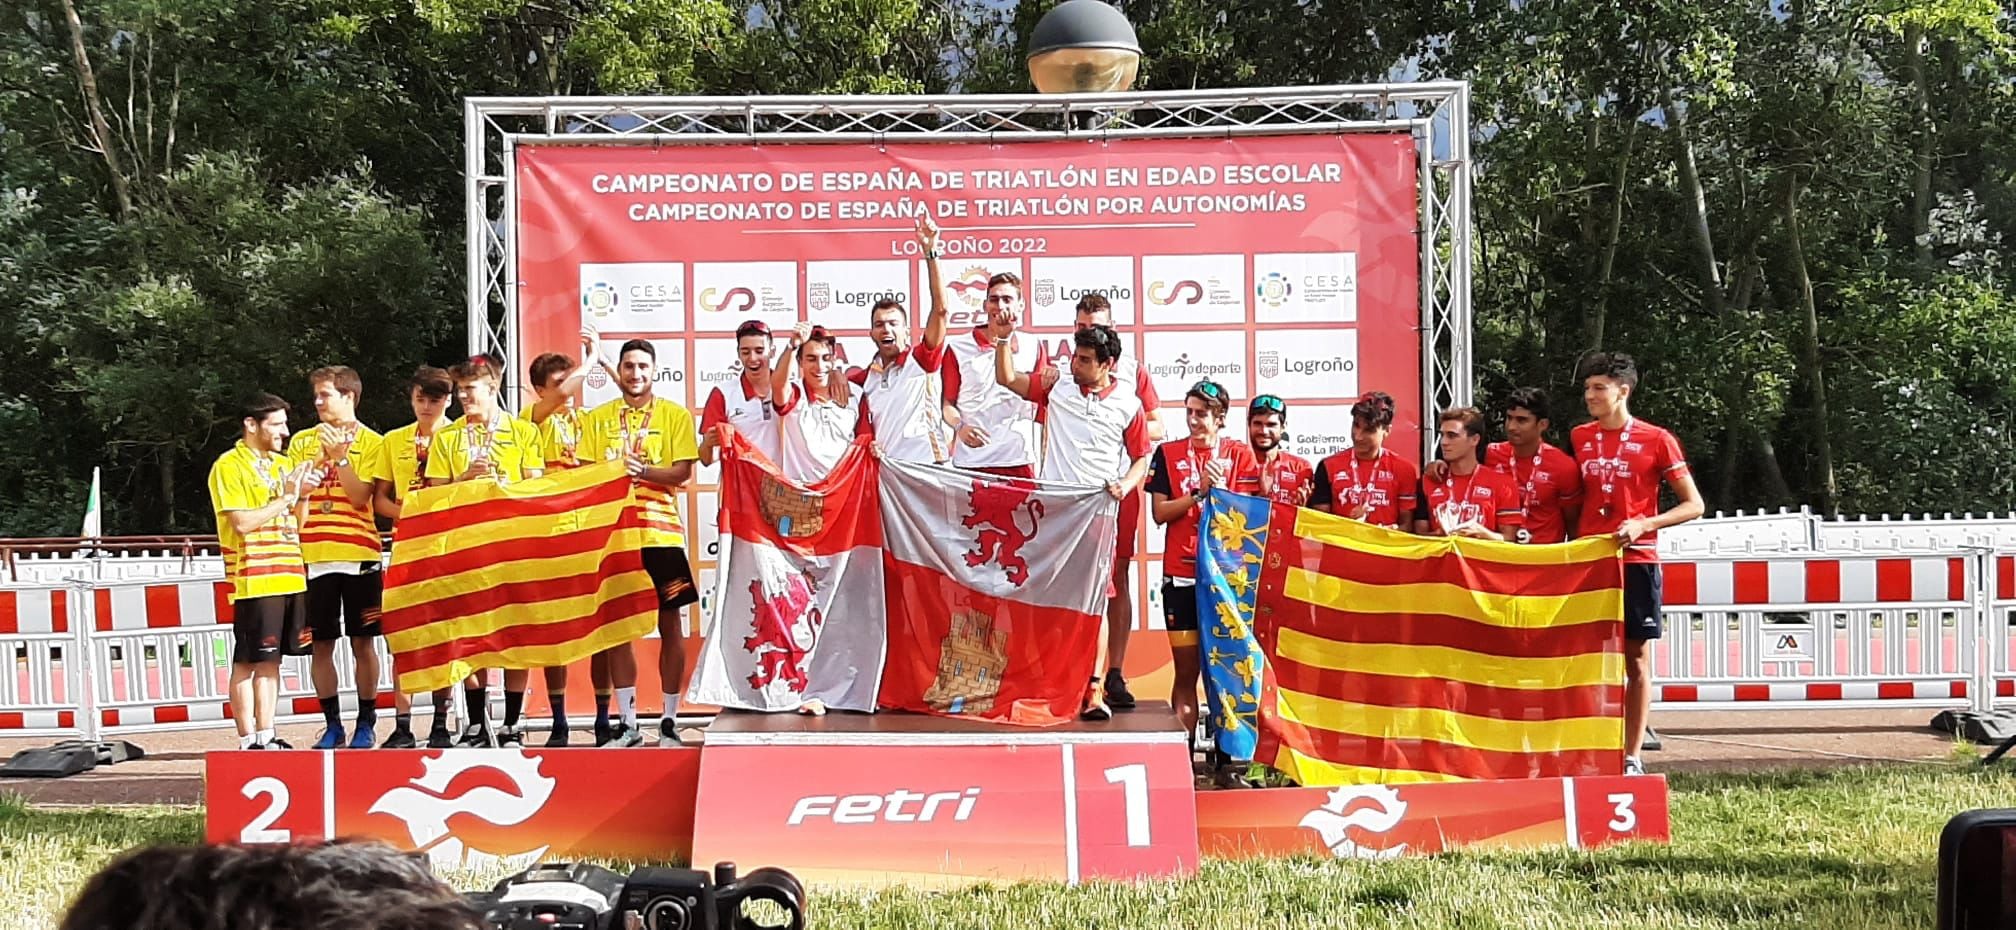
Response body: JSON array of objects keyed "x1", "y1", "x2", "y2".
[{"x1": 1026, "y1": 0, "x2": 1141, "y2": 95}]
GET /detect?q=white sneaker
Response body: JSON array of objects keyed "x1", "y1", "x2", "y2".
[{"x1": 1624, "y1": 756, "x2": 1645, "y2": 776}]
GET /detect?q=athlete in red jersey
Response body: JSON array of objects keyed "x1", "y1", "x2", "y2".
[
  {"x1": 1572, "y1": 352, "x2": 1704, "y2": 777},
  {"x1": 1307, "y1": 391, "x2": 1418, "y2": 527},
  {"x1": 1416, "y1": 407, "x2": 1524, "y2": 539},
  {"x1": 1242, "y1": 394, "x2": 1313, "y2": 506},
  {"x1": 1483, "y1": 387, "x2": 1583, "y2": 544}
]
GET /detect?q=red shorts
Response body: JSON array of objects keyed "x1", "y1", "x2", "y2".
[
  {"x1": 1115, "y1": 489, "x2": 1142, "y2": 564},
  {"x1": 972, "y1": 464, "x2": 1036, "y2": 479}
]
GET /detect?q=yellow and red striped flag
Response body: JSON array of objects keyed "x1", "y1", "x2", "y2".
[
  {"x1": 1214, "y1": 498, "x2": 1626, "y2": 785},
  {"x1": 381, "y1": 461, "x2": 658, "y2": 693}
]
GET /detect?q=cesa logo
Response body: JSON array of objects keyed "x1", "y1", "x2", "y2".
[
  {"x1": 582, "y1": 282, "x2": 620, "y2": 317},
  {"x1": 787, "y1": 787, "x2": 982, "y2": 825}
]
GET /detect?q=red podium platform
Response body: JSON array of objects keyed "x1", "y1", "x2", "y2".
[{"x1": 691, "y1": 702, "x2": 1199, "y2": 886}]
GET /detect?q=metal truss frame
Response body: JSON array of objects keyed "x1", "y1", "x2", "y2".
[{"x1": 466, "y1": 84, "x2": 1472, "y2": 447}]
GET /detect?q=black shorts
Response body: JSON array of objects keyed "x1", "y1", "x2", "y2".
[
  {"x1": 643, "y1": 547, "x2": 700, "y2": 611},
  {"x1": 1625, "y1": 562, "x2": 1664, "y2": 641},
  {"x1": 305, "y1": 566, "x2": 384, "y2": 641},
  {"x1": 233, "y1": 593, "x2": 309, "y2": 664},
  {"x1": 1161, "y1": 579, "x2": 1199, "y2": 646}
]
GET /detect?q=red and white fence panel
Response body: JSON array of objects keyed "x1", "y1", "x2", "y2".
[
  {"x1": 0, "y1": 585, "x2": 84, "y2": 736},
  {"x1": 1654, "y1": 552, "x2": 1989, "y2": 711}
]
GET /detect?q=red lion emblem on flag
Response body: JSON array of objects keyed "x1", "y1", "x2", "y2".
[
  {"x1": 961, "y1": 479, "x2": 1045, "y2": 586},
  {"x1": 743, "y1": 574, "x2": 823, "y2": 692}
]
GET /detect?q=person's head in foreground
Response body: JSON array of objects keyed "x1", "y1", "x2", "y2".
[{"x1": 61, "y1": 840, "x2": 482, "y2": 930}]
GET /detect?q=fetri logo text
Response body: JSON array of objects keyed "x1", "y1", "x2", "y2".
[{"x1": 786, "y1": 787, "x2": 981, "y2": 825}]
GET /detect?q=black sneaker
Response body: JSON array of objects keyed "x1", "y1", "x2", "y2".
[
  {"x1": 265, "y1": 738, "x2": 293, "y2": 750},
  {"x1": 425, "y1": 727, "x2": 455, "y2": 749},
  {"x1": 544, "y1": 726, "x2": 570, "y2": 747},
  {"x1": 658, "y1": 718, "x2": 685, "y2": 747},
  {"x1": 455, "y1": 724, "x2": 492, "y2": 748},
  {"x1": 1103, "y1": 670, "x2": 1137, "y2": 711},
  {"x1": 382, "y1": 728, "x2": 417, "y2": 749},
  {"x1": 496, "y1": 726, "x2": 524, "y2": 748},
  {"x1": 593, "y1": 721, "x2": 613, "y2": 746}
]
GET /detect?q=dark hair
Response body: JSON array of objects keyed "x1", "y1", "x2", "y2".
[
  {"x1": 1186, "y1": 380, "x2": 1230, "y2": 418},
  {"x1": 240, "y1": 393, "x2": 289, "y2": 424},
  {"x1": 59, "y1": 841, "x2": 482, "y2": 930},
  {"x1": 1351, "y1": 391, "x2": 1396, "y2": 429},
  {"x1": 448, "y1": 355, "x2": 502, "y2": 385},
  {"x1": 1074, "y1": 324, "x2": 1123, "y2": 365},
  {"x1": 1074, "y1": 294, "x2": 1111, "y2": 316},
  {"x1": 1439, "y1": 406, "x2": 1486, "y2": 439},
  {"x1": 307, "y1": 366, "x2": 362, "y2": 401},
  {"x1": 986, "y1": 272, "x2": 1022, "y2": 292},
  {"x1": 734, "y1": 320, "x2": 772, "y2": 341},
  {"x1": 1250, "y1": 394, "x2": 1289, "y2": 422},
  {"x1": 408, "y1": 366, "x2": 452, "y2": 400},
  {"x1": 1576, "y1": 351, "x2": 1640, "y2": 389},
  {"x1": 869, "y1": 298, "x2": 906, "y2": 320},
  {"x1": 618, "y1": 338, "x2": 655, "y2": 362},
  {"x1": 798, "y1": 325, "x2": 837, "y2": 360},
  {"x1": 1504, "y1": 386, "x2": 1550, "y2": 422},
  {"x1": 528, "y1": 352, "x2": 574, "y2": 390}
]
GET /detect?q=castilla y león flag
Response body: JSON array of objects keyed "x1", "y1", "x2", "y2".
[
  {"x1": 1199, "y1": 490, "x2": 1626, "y2": 785},
  {"x1": 687, "y1": 437, "x2": 1117, "y2": 725},
  {"x1": 687, "y1": 434, "x2": 886, "y2": 713},
  {"x1": 876, "y1": 459, "x2": 1118, "y2": 726},
  {"x1": 380, "y1": 461, "x2": 659, "y2": 693}
]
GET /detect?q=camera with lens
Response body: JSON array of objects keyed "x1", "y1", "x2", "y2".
[{"x1": 470, "y1": 860, "x2": 806, "y2": 930}]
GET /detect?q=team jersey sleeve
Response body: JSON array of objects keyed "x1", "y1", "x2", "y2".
[
  {"x1": 375, "y1": 435, "x2": 399, "y2": 488},
  {"x1": 1027, "y1": 366, "x2": 1057, "y2": 410},
  {"x1": 846, "y1": 366, "x2": 869, "y2": 387},
  {"x1": 1307, "y1": 459, "x2": 1333, "y2": 508},
  {"x1": 1658, "y1": 428, "x2": 1690, "y2": 480},
  {"x1": 424, "y1": 430, "x2": 457, "y2": 481},
  {"x1": 1233, "y1": 444, "x2": 1261, "y2": 489},
  {"x1": 698, "y1": 388, "x2": 728, "y2": 434},
  {"x1": 1144, "y1": 446, "x2": 1173, "y2": 497},
  {"x1": 518, "y1": 420, "x2": 547, "y2": 472},
  {"x1": 1134, "y1": 364, "x2": 1160, "y2": 411},
  {"x1": 1123, "y1": 407, "x2": 1152, "y2": 460},
  {"x1": 911, "y1": 340, "x2": 946, "y2": 373},
  {"x1": 1495, "y1": 473, "x2": 1525, "y2": 529},
  {"x1": 665, "y1": 404, "x2": 700, "y2": 465},
  {"x1": 773, "y1": 382, "x2": 801, "y2": 417},
  {"x1": 285, "y1": 432, "x2": 315, "y2": 468},
  {"x1": 350, "y1": 432, "x2": 383, "y2": 484},
  {"x1": 1394, "y1": 458, "x2": 1421, "y2": 512},
  {"x1": 1556, "y1": 449, "x2": 1585, "y2": 504},
  {"x1": 209, "y1": 456, "x2": 261, "y2": 513}
]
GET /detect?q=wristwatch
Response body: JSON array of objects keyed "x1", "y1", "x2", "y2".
[{"x1": 1190, "y1": 488, "x2": 1205, "y2": 504}]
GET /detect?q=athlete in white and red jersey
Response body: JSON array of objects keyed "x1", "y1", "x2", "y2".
[
  {"x1": 998, "y1": 322, "x2": 1152, "y2": 721},
  {"x1": 1416, "y1": 407, "x2": 1524, "y2": 539},
  {"x1": 1481, "y1": 386, "x2": 1582, "y2": 544},
  {"x1": 1572, "y1": 352, "x2": 1704, "y2": 777},
  {"x1": 848, "y1": 214, "x2": 952, "y2": 464},
  {"x1": 1307, "y1": 391, "x2": 1418, "y2": 528},
  {"x1": 700, "y1": 320, "x2": 782, "y2": 467},
  {"x1": 1145, "y1": 380, "x2": 1258, "y2": 741},
  {"x1": 1029, "y1": 294, "x2": 1166, "y2": 709},
  {"x1": 764, "y1": 323, "x2": 862, "y2": 484},
  {"x1": 941, "y1": 274, "x2": 1040, "y2": 479},
  {"x1": 1240, "y1": 394, "x2": 1313, "y2": 506}
]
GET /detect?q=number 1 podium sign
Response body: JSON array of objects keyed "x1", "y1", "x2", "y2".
[{"x1": 692, "y1": 736, "x2": 1200, "y2": 886}]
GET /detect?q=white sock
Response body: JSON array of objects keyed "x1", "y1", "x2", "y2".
[
  {"x1": 662, "y1": 693, "x2": 681, "y2": 722},
  {"x1": 240, "y1": 733, "x2": 259, "y2": 749},
  {"x1": 615, "y1": 687, "x2": 636, "y2": 726},
  {"x1": 257, "y1": 728, "x2": 275, "y2": 743}
]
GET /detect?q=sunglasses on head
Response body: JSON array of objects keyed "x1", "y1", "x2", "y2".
[
  {"x1": 1250, "y1": 394, "x2": 1286, "y2": 414},
  {"x1": 1191, "y1": 380, "x2": 1225, "y2": 399}
]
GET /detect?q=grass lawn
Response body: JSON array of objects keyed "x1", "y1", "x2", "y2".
[{"x1": 6, "y1": 763, "x2": 2014, "y2": 929}]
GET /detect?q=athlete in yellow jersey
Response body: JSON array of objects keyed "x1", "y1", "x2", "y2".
[
  {"x1": 372, "y1": 366, "x2": 455, "y2": 748},
  {"x1": 426, "y1": 356, "x2": 546, "y2": 747},
  {"x1": 579, "y1": 339, "x2": 699, "y2": 747},
  {"x1": 286, "y1": 366, "x2": 387, "y2": 750},
  {"x1": 209, "y1": 393, "x2": 316, "y2": 750},
  {"x1": 523, "y1": 331, "x2": 631, "y2": 745}
]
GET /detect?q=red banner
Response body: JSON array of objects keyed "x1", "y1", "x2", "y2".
[{"x1": 514, "y1": 135, "x2": 1422, "y2": 690}]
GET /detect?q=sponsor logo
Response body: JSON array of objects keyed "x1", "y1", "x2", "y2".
[
  {"x1": 700, "y1": 286, "x2": 759, "y2": 313},
  {"x1": 1257, "y1": 351, "x2": 1281, "y2": 379},
  {"x1": 585, "y1": 367, "x2": 610, "y2": 390},
  {"x1": 961, "y1": 479, "x2": 1045, "y2": 586},
  {"x1": 1256, "y1": 272, "x2": 1294, "y2": 308},
  {"x1": 1298, "y1": 785, "x2": 1409, "y2": 859},
  {"x1": 582, "y1": 282, "x2": 620, "y2": 317},
  {"x1": 787, "y1": 787, "x2": 982, "y2": 825},
  {"x1": 367, "y1": 751, "x2": 557, "y2": 870},
  {"x1": 1149, "y1": 353, "x2": 1243, "y2": 380},
  {"x1": 743, "y1": 572, "x2": 824, "y2": 693},
  {"x1": 947, "y1": 266, "x2": 992, "y2": 307},
  {"x1": 1033, "y1": 278, "x2": 1057, "y2": 307},
  {"x1": 700, "y1": 360, "x2": 742, "y2": 385},
  {"x1": 1147, "y1": 280, "x2": 1204, "y2": 306},
  {"x1": 808, "y1": 281, "x2": 831, "y2": 311}
]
